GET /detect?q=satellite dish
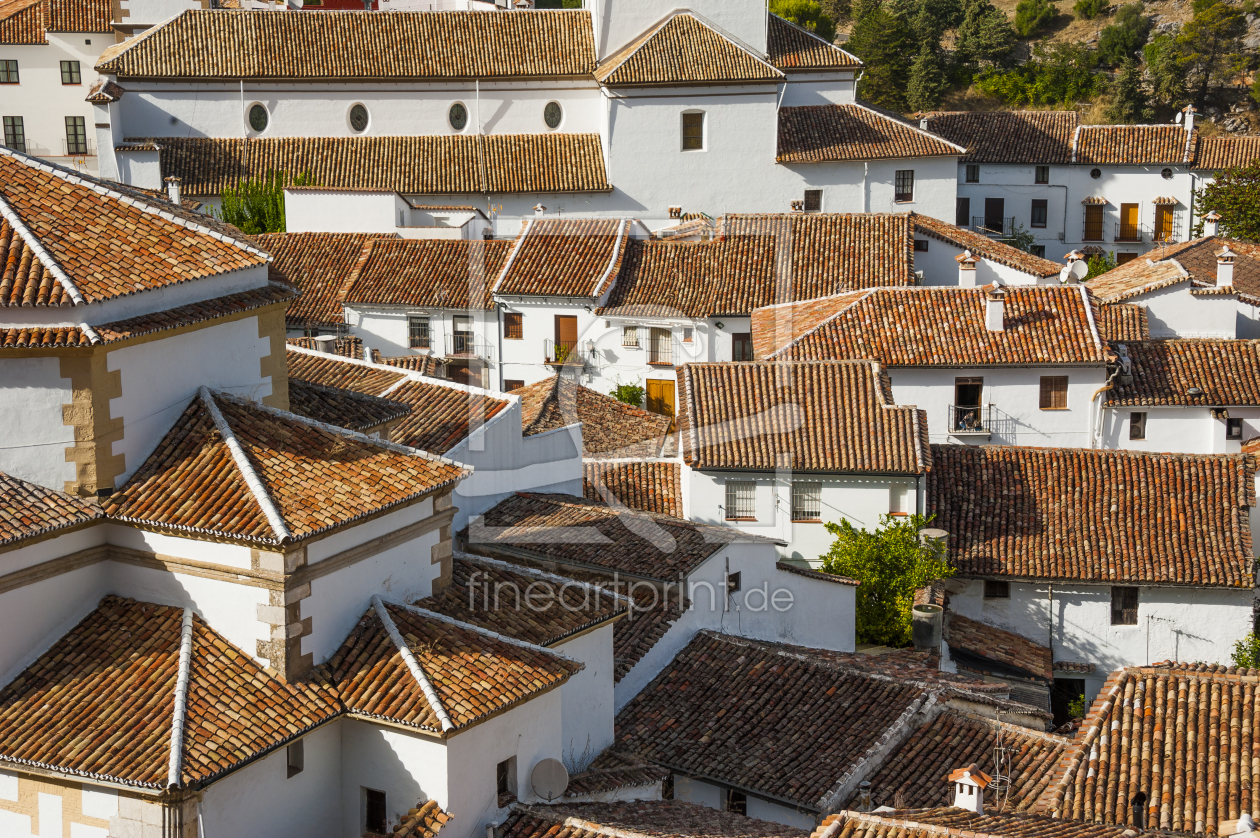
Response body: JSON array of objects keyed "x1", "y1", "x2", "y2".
[
  {"x1": 1069, "y1": 260, "x2": 1088, "y2": 281},
  {"x1": 1175, "y1": 111, "x2": 1184, "y2": 124},
  {"x1": 531, "y1": 758, "x2": 569, "y2": 802},
  {"x1": 1058, "y1": 265, "x2": 1071, "y2": 284}
]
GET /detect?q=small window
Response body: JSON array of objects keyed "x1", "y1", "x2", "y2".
[
  {"x1": 725, "y1": 481, "x2": 755, "y2": 520},
  {"x1": 1031, "y1": 245, "x2": 1046, "y2": 258},
  {"x1": 1161, "y1": 168, "x2": 1173, "y2": 180},
  {"x1": 504, "y1": 379, "x2": 525, "y2": 392},
  {"x1": 64, "y1": 116, "x2": 87, "y2": 155},
  {"x1": 286, "y1": 740, "x2": 304, "y2": 779},
  {"x1": 889, "y1": 484, "x2": 909, "y2": 515},
  {"x1": 3, "y1": 116, "x2": 25, "y2": 152},
  {"x1": 504, "y1": 313, "x2": 523, "y2": 340},
  {"x1": 894, "y1": 170, "x2": 915, "y2": 202},
  {"x1": 792, "y1": 482, "x2": 821, "y2": 522},
  {"x1": 956, "y1": 197, "x2": 970, "y2": 228},
  {"x1": 732, "y1": 332, "x2": 753, "y2": 362},
  {"x1": 725, "y1": 790, "x2": 747, "y2": 815},
  {"x1": 913, "y1": 239, "x2": 929, "y2": 252},
  {"x1": 622, "y1": 325, "x2": 639, "y2": 347},
  {"x1": 726, "y1": 571, "x2": 742, "y2": 593},
  {"x1": 1129, "y1": 412, "x2": 1146, "y2": 440},
  {"x1": 984, "y1": 580, "x2": 1010, "y2": 599},
  {"x1": 349, "y1": 103, "x2": 369, "y2": 133},
  {"x1": 364, "y1": 788, "x2": 387, "y2": 834},
  {"x1": 59, "y1": 60, "x2": 80, "y2": 85},
  {"x1": 1228, "y1": 418, "x2": 1244, "y2": 440},
  {"x1": 1111, "y1": 586, "x2": 1138, "y2": 625},
  {"x1": 544, "y1": 101, "x2": 563, "y2": 129},
  {"x1": 1031, "y1": 199, "x2": 1048, "y2": 228},
  {"x1": 682, "y1": 111, "x2": 705, "y2": 151},
  {"x1": 803, "y1": 189, "x2": 822, "y2": 212},
  {"x1": 408, "y1": 315, "x2": 431, "y2": 349},
  {"x1": 1090, "y1": 168, "x2": 1102, "y2": 179},
  {"x1": 682, "y1": 327, "x2": 693, "y2": 343},
  {"x1": 248, "y1": 103, "x2": 269, "y2": 133},
  {"x1": 0, "y1": 60, "x2": 17, "y2": 84},
  {"x1": 1035, "y1": 165, "x2": 1050, "y2": 184},
  {"x1": 449, "y1": 102, "x2": 468, "y2": 131},
  {"x1": 965, "y1": 164, "x2": 979, "y2": 183},
  {"x1": 496, "y1": 757, "x2": 517, "y2": 807},
  {"x1": 1039, "y1": 376, "x2": 1068, "y2": 410}
]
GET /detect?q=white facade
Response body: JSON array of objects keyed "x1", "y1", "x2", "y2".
[
  {"x1": 1100, "y1": 405, "x2": 1260, "y2": 455},
  {"x1": 911, "y1": 232, "x2": 1055, "y2": 287},
  {"x1": 1109, "y1": 281, "x2": 1239, "y2": 340}
]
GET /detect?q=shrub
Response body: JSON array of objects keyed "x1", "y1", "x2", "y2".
[
  {"x1": 771, "y1": 0, "x2": 839, "y2": 42},
  {"x1": 1097, "y1": 3, "x2": 1152, "y2": 64},
  {"x1": 1232, "y1": 632, "x2": 1260, "y2": 669},
  {"x1": 1074, "y1": 0, "x2": 1107, "y2": 19},
  {"x1": 611, "y1": 378, "x2": 645, "y2": 408},
  {"x1": 1015, "y1": 0, "x2": 1056, "y2": 37},
  {"x1": 214, "y1": 170, "x2": 309, "y2": 234},
  {"x1": 1067, "y1": 695, "x2": 1087, "y2": 719},
  {"x1": 974, "y1": 41, "x2": 1099, "y2": 106},
  {"x1": 1084, "y1": 250, "x2": 1117, "y2": 278},
  {"x1": 1194, "y1": 160, "x2": 1260, "y2": 241}
]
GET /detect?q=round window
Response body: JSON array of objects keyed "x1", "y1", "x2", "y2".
[
  {"x1": 349, "y1": 103, "x2": 369, "y2": 133},
  {"x1": 449, "y1": 102, "x2": 468, "y2": 131},
  {"x1": 1161, "y1": 167, "x2": 1174, "y2": 179},
  {"x1": 1090, "y1": 168, "x2": 1101, "y2": 179},
  {"x1": 544, "y1": 101, "x2": 562, "y2": 130},
  {"x1": 248, "y1": 103, "x2": 269, "y2": 134}
]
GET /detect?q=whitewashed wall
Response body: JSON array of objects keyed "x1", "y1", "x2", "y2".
[
  {"x1": 0, "y1": 357, "x2": 77, "y2": 490},
  {"x1": 553, "y1": 625, "x2": 615, "y2": 772},
  {"x1": 1099, "y1": 406, "x2": 1260, "y2": 455},
  {"x1": 911, "y1": 236, "x2": 1049, "y2": 286},
  {"x1": 340, "y1": 719, "x2": 448, "y2": 837},
  {"x1": 497, "y1": 297, "x2": 604, "y2": 388},
  {"x1": 955, "y1": 163, "x2": 1069, "y2": 256},
  {"x1": 673, "y1": 776, "x2": 818, "y2": 831},
  {"x1": 1122, "y1": 284, "x2": 1237, "y2": 339},
  {"x1": 1064, "y1": 159, "x2": 1195, "y2": 255},
  {"x1": 346, "y1": 306, "x2": 498, "y2": 370},
  {"x1": 595, "y1": 0, "x2": 770, "y2": 56},
  {"x1": 780, "y1": 74, "x2": 857, "y2": 108},
  {"x1": 287, "y1": 190, "x2": 408, "y2": 235}
]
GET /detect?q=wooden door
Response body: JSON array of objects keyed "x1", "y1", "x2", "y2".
[
  {"x1": 553, "y1": 315, "x2": 577, "y2": 363},
  {"x1": 1084, "y1": 206, "x2": 1104, "y2": 241},
  {"x1": 983, "y1": 198, "x2": 1004, "y2": 234},
  {"x1": 646, "y1": 379, "x2": 675, "y2": 417},
  {"x1": 1120, "y1": 203, "x2": 1139, "y2": 241},
  {"x1": 1155, "y1": 206, "x2": 1173, "y2": 242}
]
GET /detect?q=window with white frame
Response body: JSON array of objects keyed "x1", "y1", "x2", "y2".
[
  {"x1": 408, "y1": 315, "x2": 430, "y2": 349},
  {"x1": 889, "y1": 484, "x2": 910, "y2": 515},
  {"x1": 791, "y1": 482, "x2": 821, "y2": 522},
  {"x1": 622, "y1": 325, "x2": 639, "y2": 347},
  {"x1": 725, "y1": 481, "x2": 755, "y2": 520},
  {"x1": 682, "y1": 111, "x2": 705, "y2": 151}
]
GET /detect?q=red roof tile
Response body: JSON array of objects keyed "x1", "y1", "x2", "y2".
[
  {"x1": 0, "y1": 325, "x2": 92, "y2": 348},
  {"x1": 287, "y1": 347, "x2": 408, "y2": 395},
  {"x1": 0, "y1": 471, "x2": 101, "y2": 547},
  {"x1": 1096, "y1": 302, "x2": 1149, "y2": 341},
  {"x1": 563, "y1": 751, "x2": 669, "y2": 799},
  {"x1": 823, "y1": 808, "x2": 1139, "y2": 838},
  {"x1": 777, "y1": 104, "x2": 964, "y2": 163},
  {"x1": 287, "y1": 379, "x2": 411, "y2": 433},
  {"x1": 584, "y1": 461, "x2": 682, "y2": 517},
  {"x1": 46, "y1": 0, "x2": 107, "y2": 31},
  {"x1": 912, "y1": 213, "x2": 1061, "y2": 278},
  {"x1": 1195, "y1": 135, "x2": 1260, "y2": 171},
  {"x1": 518, "y1": 376, "x2": 674, "y2": 457},
  {"x1": 595, "y1": 12, "x2": 782, "y2": 86},
  {"x1": 1108, "y1": 339, "x2": 1260, "y2": 406},
  {"x1": 495, "y1": 218, "x2": 631, "y2": 298},
  {"x1": 343, "y1": 238, "x2": 511, "y2": 310},
  {"x1": 767, "y1": 13, "x2": 861, "y2": 70},
  {"x1": 255, "y1": 232, "x2": 384, "y2": 328},
  {"x1": 0, "y1": 0, "x2": 45, "y2": 42},
  {"x1": 1073, "y1": 125, "x2": 1195, "y2": 165},
  {"x1": 503, "y1": 801, "x2": 808, "y2": 838},
  {"x1": 380, "y1": 379, "x2": 510, "y2": 454},
  {"x1": 945, "y1": 613, "x2": 1052, "y2": 681},
  {"x1": 392, "y1": 800, "x2": 452, "y2": 838},
  {"x1": 922, "y1": 111, "x2": 1078, "y2": 165}
]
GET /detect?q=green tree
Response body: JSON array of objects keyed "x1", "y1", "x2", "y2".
[
  {"x1": 975, "y1": 42, "x2": 1098, "y2": 106},
  {"x1": 955, "y1": 0, "x2": 1017, "y2": 66},
  {"x1": 1096, "y1": 3, "x2": 1152, "y2": 65},
  {"x1": 1176, "y1": 0, "x2": 1247, "y2": 108},
  {"x1": 1001, "y1": 222, "x2": 1037, "y2": 252},
  {"x1": 1084, "y1": 250, "x2": 1117, "y2": 279},
  {"x1": 820, "y1": 513, "x2": 954, "y2": 647},
  {"x1": 1143, "y1": 33, "x2": 1188, "y2": 110},
  {"x1": 1014, "y1": 0, "x2": 1056, "y2": 37},
  {"x1": 611, "y1": 378, "x2": 645, "y2": 408},
  {"x1": 847, "y1": 5, "x2": 916, "y2": 109},
  {"x1": 1194, "y1": 161, "x2": 1260, "y2": 241},
  {"x1": 1233, "y1": 633, "x2": 1260, "y2": 669},
  {"x1": 213, "y1": 170, "x2": 309, "y2": 234},
  {"x1": 771, "y1": 0, "x2": 839, "y2": 42},
  {"x1": 819, "y1": 0, "x2": 854, "y2": 24},
  {"x1": 1105, "y1": 58, "x2": 1155, "y2": 122},
  {"x1": 1073, "y1": 0, "x2": 1107, "y2": 19},
  {"x1": 907, "y1": 45, "x2": 951, "y2": 110}
]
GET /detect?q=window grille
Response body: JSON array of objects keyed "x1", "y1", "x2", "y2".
[
  {"x1": 504, "y1": 313, "x2": 523, "y2": 340},
  {"x1": 894, "y1": 170, "x2": 914, "y2": 202},
  {"x1": 792, "y1": 482, "x2": 821, "y2": 521},
  {"x1": 725, "y1": 481, "x2": 755, "y2": 520},
  {"x1": 622, "y1": 325, "x2": 639, "y2": 347},
  {"x1": 408, "y1": 316, "x2": 430, "y2": 349}
]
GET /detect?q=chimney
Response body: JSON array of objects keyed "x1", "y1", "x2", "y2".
[
  {"x1": 1183, "y1": 104, "x2": 1197, "y2": 133},
  {"x1": 856, "y1": 781, "x2": 873, "y2": 812},
  {"x1": 948, "y1": 764, "x2": 992, "y2": 815},
  {"x1": 956, "y1": 249, "x2": 980, "y2": 288},
  {"x1": 1204, "y1": 210, "x2": 1222, "y2": 237},
  {"x1": 533, "y1": 204, "x2": 546, "y2": 218},
  {"x1": 985, "y1": 285, "x2": 1006, "y2": 332},
  {"x1": 164, "y1": 175, "x2": 181, "y2": 205},
  {"x1": 1217, "y1": 245, "x2": 1236, "y2": 287}
]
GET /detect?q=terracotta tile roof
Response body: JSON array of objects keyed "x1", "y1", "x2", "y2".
[
  {"x1": 380, "y1": 379, "x2": 510, "y2": 454},
  {"x1": 843, "y1": 711, "x2": 1068, "y2": 811},
  {"x1": 601, "y1": 214, "x2": 915, "y2": 319},
  {"x1": 564, "y1": 750, "x2": 670, "y2": 799},
  {"x1": 0, "y1": 325, "x2": 93, "y2": 348},
  {"x1": 595, "y1": 12, "x2": 782, "y2": 86},
  {"x1": 287, "y1": 346, "x2": 407, "y2": 395},
  {"x1": 1194, "y1": 135, "x2": 1260, "y2": 170},
  {"x1": 1096, "y1": 302, "x2": 1149, "y2": 341},
  {"x1": 105, "y1": 389, "x2": 467, "y2": 545},
  {"x1": 921, "y1": 111, "x2": 1078, "y2": 165},
  {"x1": 46, "y1": 0, "x2": 107, "y2": 31},
  {"x1": 1108, "y1": 339, "x2": 1260, "y2": 406},
  {"x1": 584, "y1": 461, "x2": 682, "y2": 517},
  {"x1": 503, "y1": 802, "x2": 808, "y2": 838},
  {"x1": 287, "y1": 379, "x2": 411, "y2": 433},
  {"x1": 1072, "y1": 124, "x2": 1195, "y2": 165},
  {"x1": 0, "y1": 0, "x2": 45, "y2": 42},
  {"x1": 1137, "y1": 236, "x2": 1260, "y2": 299},
  {"x1": 344, "y1": 238, "x2": 510, "y2": 310},
  {"x1": 757, "y1": 287, "x2": 1107, "y2": 367},
  {"x1": 518, "y1": 376, "x2": 674, "y2": 457},
  {"x1": 255, "y1": 232, "x2": 385, "y2": 328},
  {"x1": 132, "y1": 134, "x2": 612, "y2": 197},
  {"x1": 465, "y1": 492, "x2": 772, "y2": 582},
  {"x1": 767, "y1": 13, "x2": 861, "y2": 70},
  {"x1": 945, "y1": 613, "x2": 1052, "y2": 681},
  {"x1": 774, "y1": 561, "x2": 859, "y2": 586},
  {"x1": 85, "y1": 79, "x2": 124, "y2": 103},
  {"x1": 777, "y1": 104, "x2": 965, "y2": 163},
  {"x1": 677, "y1": 361, "x2": 930, "y2": 474},
  {"x1": 391, "y1": 800, "x2": 452, "y2": 838},
  {"x1": 911, "y1": 213, "x2": 1061, "y2": 277},
  {"x1": 324, "y1": 598, "x2": 581, "y2": 734},
  {"x1": 1084, "y1": 253, "x2": 1193, "y2": 303},
  {"x1": 823, "y1": 809, "x2": 1139, "y2": 838},
  {"x1": 926, "y1": 444, "x2": 1257, "y2": 587},
  {"x1": 0, "y1": 150, "x2": 268, "y2": 307},
  {"x1": 287, "y1": 335, "x2": 369, "y2": 361},
  {"x1": 0, "y1": 471, "x2": 101, "y2": 547},
  {"x1": 0, "y1": 596, "x2": 339, "y2": 789},
  {"x1": 96, "y1": 9, "x2": 596, "y2": 79},
  {"x1": 1041, "y1": 663, "x2": 1260, "y2": 835},
  {"x1": 750, "y1": 291, "x2": 867, "y2": 359},
  {"x1": 380, "y1": 354, "x2": 447, "y2": 379},
  {"x1": 495, "y1": 218, "x2": 631, "y2": 298},
  {"x1": 614, "y1": 589, "x2": 685, "y2": 682}
]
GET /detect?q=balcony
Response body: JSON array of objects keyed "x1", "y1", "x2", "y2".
[
  {"x1": 949, "y1": 404, "x2": 992, "y2": 437},
  {"x1": 544, "y1": 338, "x2": 586, "y2": 367},
  {"x1": 1113, "y1": 221, "x2": 1143, "y2": 243},
  {"x1": 972, "y1": 216, "x2": 1015, "y2": 238},
  {"x1": 444, "y1": 332, "x2": 494, "y2": 363},
  {"x1": 61, "y1": 138, "x2": 94, "y2": 157}
]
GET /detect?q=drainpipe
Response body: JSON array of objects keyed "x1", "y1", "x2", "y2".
[
  {"x1": 863, "y1": 162, "x2": 869, "y2": 213},
  {"x1": 1047, "y1": 583, "x2": 1054, "y2": 665},
  {"x1": 1088, "y1": 365, "x2": 1120, "y2": 449}
]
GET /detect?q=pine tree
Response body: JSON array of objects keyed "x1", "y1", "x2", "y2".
[
  {"x1": 1105, "y1": 59, "x2": 1155, "y2": 123},
  {"x1": 955, "y1": 0, "x2": 1017, "y2": 66},
  {"x1": 907, "y1": 46, "x2": 950, "y2": 111},
  {"x1": 846, "y1": 5, "x2": 916, "y2": 109},
  {"x1": 1014, "y1": 0, "x2": 1055, "y2": 37}
]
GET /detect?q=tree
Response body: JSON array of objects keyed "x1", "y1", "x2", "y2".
[
  {"x1": 819, "y1": 0, "x2": 853, "y2": 25},
  {"x1": 975, "y1": 42, "x2": 1099, "y2": 106},
  {"x1": 1232, "y1": 633, "x2": 1260, "y2": 669},
  {"x1": 1194, "y1": 161, "x2": 1260, "y2": 241},
  {"x1": 955, "y1": 0, "x2": 1017, "y2": 66},
  {"x1": 1143, "y1": 33, "x2": 1188, "y2": 111},
  {"x1": 1105, "y1": 58, "x2": 1155, "y2": 123},
  {"x1": 847, "y1": 5, "x2": 916, "y2": 109},
  {"x1": 611, "y1": 378, "x2": 645, "y2": 408},
  {"x1": 770, "y1": 0, "x2": 838, "y2": 43},
  {"x1": 1001, "y1": 222, "x2": 1036, "y2": 253},
  {"x1": 907, "y1": 45, "x2": 951, "y2": 110},
  {"x1": 1176, "y1": 0, "x2": 1246, "y2": 108},
  {"x1": 1084, "y1": 250, "x2": 1117, "y2": 279},
  {"x1": 213, "y1": 170, "x2": 309, "y2": 234},
  {"x1": 1014, "y1": 0, "x2": 1055, "y2": 37},
  {"x1": 1073, "y1": 0, "x2": 1107, "y2": 19},
  {"x1": 1096, "y1": 3, "x2": 1152, "y2": 65},
  {"x1": 820, "y1": 514, "x2": 954, "y2": 647}
]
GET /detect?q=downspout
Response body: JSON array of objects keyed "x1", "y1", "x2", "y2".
[
  {"x1": 1047, "y1": 584, "x2": 1054, "y2": 665},
  {"x1": 1054, "y1": 183, "x2": 1068, "y2": 248},
  {"x1": 1088, "y1": 365, "x2": 1120, "y2": 449},
  {"x1": 240, "y1": 80, "x2": 245, "y2": 138},
  {"x1": 863, "y1": 162, "x2": 869, "y2": 213}
]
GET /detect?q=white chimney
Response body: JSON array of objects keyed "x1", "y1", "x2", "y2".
[
  {"x1": 956, "y1": 249, "x2": 980, "y2": 288},
  {"x1": 1183, "y1": 104, "x2": 1197, "y2": 133},
  {"x1": 985, "y1": 285, "x2": 1006, "y2": 332},
  {"x1": 1217, "y1": 246, "x2": 1236, "y2": 288},
  {"x1": 948, "y1": 764, "x2": 991, "y2": 815},
  {"x1": 533, "y1": 204, "x2": 546, "y2": 218},
  {"x1": 1204, "y1": 211, "x2": 1222, "y2": 237},
  {"x1": 164, "y1": 175, "x2": 181, "y2": 205}
]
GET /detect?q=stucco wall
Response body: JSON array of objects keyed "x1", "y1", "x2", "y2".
[
  {"x1": 1064, "y1": 161, "x2": 1195, "y2": 255},
  {"x1": 341, "y1": 719, "x2": 448, "y2": 837},
  {"x1": 1128, "y1": 284, "x2": 1237, "y2": 339},
  {"x1": 912, "y1": 235, "x2": 1047, "y2": 286},
  {"x1": 0, "y1": 356, "x2": 77, "y2": 490},
  {"x1": 1100, "y1": 406, "x2": 1260, "y2": 455},
  {"x1": 955, "y1": 163, "x2": 1070, "y2": 254},
  {"x1": 596, "y1": 0, "x2": 770, "y2": 56},
  {"x1": 554, "y1": 624, "x2": 616, "y2": 770}
]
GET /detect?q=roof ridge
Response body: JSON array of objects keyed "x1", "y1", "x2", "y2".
[
  {"x1": 769, "y1": 11, "x2": 861, "y2": 63},
  {"x1": 762, "y1": 291, "x2": 874, "y2": 360},
  {"x1": 371, "y1": 596, "x2": 455, "y2": 734},
  {"x1": 166, "y1": 608, "x2": 194, "y2": 789},
  {"x1": 491, "y1": 216, "x2": 532, "y2": 295},
  {"x1": 400, "y1": 601, "x2": 583, "y2": 664},
  {"x1": 0, "y1": 188, "x2": 84, "y2": 305},
  {"x1": 199, "y1": 387, "x2": 293, "y2": 543},
  {"x1": 1078, "y1": 284, "x2": 1104, "y2": 359},
  {"x1": 851, "y1": 101, "x2": 967, "y2": 153},
  {"x1": 591, "y1": 219, "x2": 628, "y2": 299}
]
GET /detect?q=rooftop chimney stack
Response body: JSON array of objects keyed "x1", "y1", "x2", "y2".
[
  {"x1": 1183, "y1": 104, "x2": 1197, "y2": 133},
  {"x1": 956, "y1": 249, "x2": 980, "y2": 288},
  {"x1": 533, "y1": 204, "x2": 546, "y2": 218},
  {"x1": 1204, "y1": 211, "x2": 1222, "y2": 237},
  {"x1": 164, "y1": 175, "x2": 181, "y2": 205},
  {"x1": 1217, "y1": 245, "x2": 1236, "y2": 288},
  {"x1": 948, "y1": 765, "x2": 992, "y2": 815},
  {"x1": 985, "y1": 285, "x2": 1006, "y2": 332}
]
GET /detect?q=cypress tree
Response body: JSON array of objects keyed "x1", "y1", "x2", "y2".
[
  {"x1": 847, "y1": 4, "x2": 915, "y2": 109},
  {"x1": 907, "y1": 46, "x2": 950, "y2": 111}
]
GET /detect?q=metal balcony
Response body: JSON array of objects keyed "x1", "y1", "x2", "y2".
[
  {"x1": 1113, "y1": 221, "x2": 1144, "y2": 244},
  {"x1": 971, "y1": 216, "x2": 1015, "y2": 238},
  {"x1": 61, "y1": 138, "x2": 94, "y2": 157},
  {"x1": 444, "y1": 332, "x2": 494, "y2": 363},
  {"x1": 949, "y1": 404, "x2": 992, "y2": 437},
  {"x1": 544, "y1": 338, "x2": 585, "y2": 367}
]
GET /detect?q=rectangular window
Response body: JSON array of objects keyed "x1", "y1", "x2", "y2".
[
  {"x1": 286, "y1": 740, "x2": 304, "y2": 779},
  {"x1": 1111, "y1": 586, "x2": 1139, "y2": 626},
  {"x1": 1228, "y1": 417, "x2": 1244, "y2": 440},
  {"x1": 889, "y1": 484, "x2": 909, "y2": 515},
  {"x1": 682, "y1": 112, "x2": 704, "y2": 151},
  {"x1": 913, "y1": 239, "x2": 929, "y2": 252},
  {"x1": 803, "y1": 189, "x2": 822, "y2": 212},
  {"x1": 364, "y1": 788, "x2": 387, "y2": 834},
  {"x1": 1130, "y1": 411, "x2": 1146, "y2": 440},
  {"x1": 965, "y1": 164, "x2": 979, "y2": 183},
  {"x1": 64, "y1": 116, "x2": 87, "y2": 155},
  {"x1": 408, "y1": 315, "x2": 430, "y2": 349},
  {"x1": 984, "y1": 580, "x2": 1010, "y2": 599},
  {"x1": 1035, "y1": 165, "x2": 1050, "y2": 184},
  {"x1": 1031, "y1": 245, "x2": 1046, "y2": 258},
  {"x1": 0, "y1": 60, "x2": 17, "y2": 84},
  {"x1": 1084, "y1": 205, "x2": 1104, "y2": 242},
  {"x1": 504, "y1": 379, "x2": 524, "y2": 392},
  {"x1": 59, "y1": 60, "x2": 80, "y2": 85},
  {"x1": 648, "y1": 327, "x2": 672, "y2": 365},
  {"x1": 496, "y1": 757, "x2": 517, "y2": 806},
  {"x1": 622, "y1": 325, "x2": 639, "y2": 348},
  {"x1": 1031, "y1": 199, "x2": 1048, "y2": 228},
  {"x1": 682, "y1": 327, "x2": 693, "y2": 343},
  {"x1": 792, "y1": 482, "x2": 821, "y2": 522},
  {"x1": 894, "y1": 170, "x2": 915, "y2": 203},
  {"x1": 725, "y1": 790, "x2": 747, "y2": 815},
  {"x1": 504, "y1": 313, "x2": 523, "y2": 340},
  {"x1": 1039, "y1": 376, "x2": 1068, "y2": 410},
  {"x1": 725, "y1": 481, "x2": 755, "y2": 520},
  {"x1": 2, "y1": 116, "x2": 24, "y2": 153},
  {"x1": 1118, "y1": 203, "x2": 1139, "y2": 242},
  {"x1": 732, "y1": 332, "x2": 753, "y2": 362},
  {"x1": 1155, "y1": 205, "x2": 1174, "y2": 243},
  {"x1": 726, "y1": 571, "x2": 742, "y2": 593},
  {"x1": 956, "y1": 197, "x2": 970, "y2": 228}
]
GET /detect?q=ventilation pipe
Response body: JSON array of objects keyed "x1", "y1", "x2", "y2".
[{"x1": 912, "y1": 605, "x2": 943, "y2": 653}]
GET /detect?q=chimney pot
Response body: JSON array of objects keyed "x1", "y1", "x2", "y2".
[
  {"x1": 164, "y1": 175, "x2": 181, "y2": 205},
  {"x1": 985, "y1": 285, "x2": 1005, "y2": 332},
  {"x1": 956, "y1": 249, "x2": 980, "y2": 288},
  {"x1": 1217, "y1": 245, "x2": 1236, "y2": 287},
  {"x1": 1204, "y1": 211, "x2": 1222, "y2": 237}
]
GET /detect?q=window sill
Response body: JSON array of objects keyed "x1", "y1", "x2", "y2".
[
  {"x1": 1031, "y1": 225, "x2": 1047, "y2": 229},
  {"x1": 647, "y1": 362, "x2": 674, "y2": 367},
  {"x1": 725, "y1": 517, "x2": 757, "y2": 522},
  {"x1": 1039, "y1": 407, "x2": 1069, "y2": 411},
  {"x1": 893, "y1": 199, "x2": 915, "y2": 204},
  {"x1": 887, "y1": 512, "x2": 909, "y2": 517},
  {"x1": 791, "y1": 518, "x2": 822, "y2": 524}
]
